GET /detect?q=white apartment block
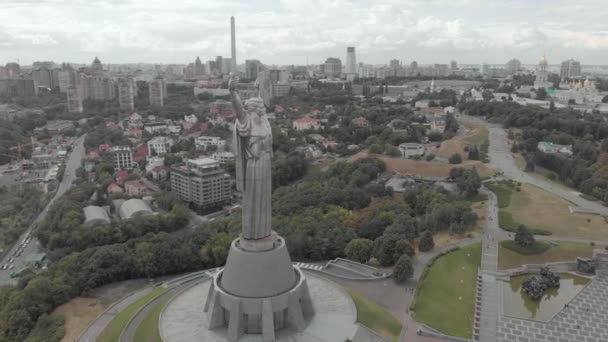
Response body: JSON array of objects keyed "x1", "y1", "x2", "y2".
[
  {"x1": 111, "y1": 146, "x2": 134, "y2": 170},
  {"x1": 195, "y1": 136, "x2": 226, "y2": 150},
  {"x1": 147, "y1": 136, "x2": 175, "y2": 156}
]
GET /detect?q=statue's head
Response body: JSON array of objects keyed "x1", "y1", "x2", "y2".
[{"x1": 245, "y1": 97, "x2": 265, "y2": 117}]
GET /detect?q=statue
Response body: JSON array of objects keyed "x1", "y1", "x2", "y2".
[{"x1": 229, "y1": 75, "x2": 273, "y2": 240}]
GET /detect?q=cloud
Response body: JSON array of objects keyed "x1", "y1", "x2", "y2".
[{"x1": 0, "y1": 0, "x2": 606, "y2": 64}]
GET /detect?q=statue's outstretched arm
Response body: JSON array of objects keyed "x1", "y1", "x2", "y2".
[{"x1": 228, "y1": 75, "x2": 247, "y2": 123}]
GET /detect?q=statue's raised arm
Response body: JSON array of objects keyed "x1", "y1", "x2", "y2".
[{"x1": 228, "y1": 75, "x2": 247, "y2": 123}]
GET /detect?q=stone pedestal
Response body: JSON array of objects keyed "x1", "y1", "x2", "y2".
[{"x1": 204, "y1": 234, "x2": 314, "y2": 342}]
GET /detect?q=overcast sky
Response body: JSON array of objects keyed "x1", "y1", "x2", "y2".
[{"x1": 1, "y1": 0, "x2": 607, "y2": 66}]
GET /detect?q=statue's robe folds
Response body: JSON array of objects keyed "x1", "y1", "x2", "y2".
[{"x1": 233, "y1": 113, "x2": 273, "y2": 240}]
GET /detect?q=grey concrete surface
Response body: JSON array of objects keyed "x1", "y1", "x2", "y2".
[
  {"x1": 160, "y1": 272, "x2": 358, "y2": 342},
  {"x1": 0, "y1": 135, "x2": 85, "y2": 286}
]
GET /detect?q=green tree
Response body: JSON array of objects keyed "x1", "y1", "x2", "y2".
[
  {"x1": 514, "y1": 224, "x2": 535, "y2": 248},
  {"x1": 344, "y1": 238, "x2": 374, "y2": 264},
  {"x1": 418, "y1": 230, "x2": 434, "y2": 252},
  {"x1": 535, "y1": 88, "x2": 547, "y2": 100},
  {"x1": 393, "y1": 254, "x2": 414, "y2": 283},
  {"x1": 448, "y1": 153, "x2": 462, "y2": 164}
]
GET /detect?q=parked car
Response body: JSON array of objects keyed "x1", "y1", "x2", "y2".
[
  {"x1": 1, "y1": 265, "x2": 7, "y2": 270},
  {"x1": 8, "y1": 258, "x2": 14, "y2": 263},
  {"x1": 16, "y1": 250, "x2": 22, "y2": 257},
  {"x1": 8, "y1": 265, "x2": 14, "y2": 270}
]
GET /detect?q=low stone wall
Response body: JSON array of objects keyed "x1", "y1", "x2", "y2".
[{"x1": 502, "y1": 261, "x2": 578, "y2": 277}]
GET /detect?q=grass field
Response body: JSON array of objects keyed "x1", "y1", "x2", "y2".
[
  {"x1": 351, "y1": 152, "x2": 494, "y2": 178},
  {"x1": 500, "y1": 240, "x2": 551, "y2": 255},
  {"x1": 133, "y1": 292, "x2": 175, "y2": 342},
  {"x1": 346, "y1": 288, "x2": 402, "y2": 342},
  {"x1": 434, "y1": 121, "x2": 489, "y2": 160},
  {"x1": 97, "y1": 287, "x2": 167, "y2": 342},
  {"x1": 413, "y1": 243, "x2": 481, "y2": 339},
  {"x1": 498, "y1": 241, "x2": 603, "y2": 270},
  {"x1": 512, "y1": 153, "x2": 572, "y2": 191},
  {"x1": 487, "y1": 182, "x2": 608, "y2": 239}
]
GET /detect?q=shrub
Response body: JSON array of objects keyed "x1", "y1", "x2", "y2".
[
  {"x1": 393, "y1": 254, "x2": 414, "y2": 283},
  {"x1": 344, "y1": 238, "x2": 374, "y2": 264},
  {"x1": 448, "y1": 153, "x2": 463, "y2": 164},
  {"x1": 418, "y1": 230, "x2": 435, "y2": 252}
]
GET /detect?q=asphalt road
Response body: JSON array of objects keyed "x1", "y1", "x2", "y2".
[
  {"x1": 463, "y1": 115, "x2": 608, "y2": 216},
  {"x1": 0, "y1": 135, "x2": 85, "y2": 286}
]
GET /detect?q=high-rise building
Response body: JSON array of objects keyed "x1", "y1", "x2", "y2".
[
  {"x1": 194, "y1": 56, "x2": 205, "y2": 77},
  {"x1": 149, "y1": 78, "x2": 165, "y2": 107},
  {"x1": 57, "y1": 66, "x2": 76, "y2": 93},
  {"x1": 66, "y1": 85, "x2": 83, "y2": 113},
  {"x1": 505, "y1": 58, "x2": 521, "y2": 75},
  {"x1": 231, "y1": 16, "x2": 237, "y2": 74},
  {"x1": 31, "y1": 66, "x2": 58, "y2": 89},
  {"x1": 77, "y1": 58, "x2": 116, "y2": 101},
  {"x1": 450, "y1": 60, "x2": 458, "y2": 72},
  {"x1": 216, "y1": 56, "x2": 224, "y2": 74},
  {"x1": 118, "y1": 77, "x2": 135, "y2": 112},
  {"x1": 345, "y1": 47, "x2": 357, "y2": 75},
  {"x1": 5, "y1": 63, "x2": 20, "y2": 78},
  {"x1": 0, "y1": 78, "x2": 38, "y2": 97},
  {"x1": 245, "y1": 59, "x2": 263, "y2": 80},
  {"x1": 321, "y1": 57, "x2": 342, "y2": 79},
  {"x1": 170, "y1": 158, "x2": 232, "y2": 212},
  {"x1": 91, "y1": 56, "x2": 103, "y2": 75},
  {"x1": 560, "y1": 59, "x2": 581, "y2": 79}
]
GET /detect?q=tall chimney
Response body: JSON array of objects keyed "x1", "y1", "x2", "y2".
[{"x1": 230, "y1": 16, "x2": 236, "y2": 74}]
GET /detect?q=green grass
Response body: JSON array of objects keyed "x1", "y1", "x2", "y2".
[
  {"x1": 97, "y1": 287, "x2": 167, "y2": 342},
  {"x1": 500, "y1": 240, "x2": 551, "y2": 255},
  {"x1": 498, "y1": 241, "x2": 603, "y2": 270},
  {"x1": 486, "y1": 183, "x2": 514, "y2": 208},
  {"x1": 413, "y1": 243, "x2": 481, "y2": 339},
  {"x1": 345, "y1": 288, "x2": 402, "y2": 342},
  {"x1": 498, "y1": 211, "x2": 551, "y2": 235},
  {"x1": 133, "y1": 291, "x2": 175, "y2": 342},
  {"x1": 468, "y1": 192, "x2": 488, "y2": 203}
]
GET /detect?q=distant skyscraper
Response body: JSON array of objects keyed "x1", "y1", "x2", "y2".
[
  {"x1": 149, "y1": 78, "x2": 165, "y2": 107},
  {"x1": 560, "y1": 59, "x2": 581, "y2": 79},
  {"x1": 345, "y1": 47, "x2": 357, "y2": 75},
  {"x1": 505, "y1": 58, "x2": 521, "y2": 75},
  {"x1": 246, "y1": 59, "x2": 263, "y2": 80},
  {"x1": 118, "y1": 77, "x2": 135, "y2": 112},
  {"x1": 450, "y1": 60, "x2": 458, "y2": 72},
  {"x1": 481, "y1": 63, "x2": 490, "y2": 76},
  {"x1": 216, "y1": 56, "x2": 224, "y2": 74},
  {"x1": 321, "y1": 57, "x2": 342, "y2": 79},
  {"x1": 231, "y1": 16, "x2": 237, "y2": 74},
  {"x1": 194, "y1": 56, "x2": 205, "y2": 77}
]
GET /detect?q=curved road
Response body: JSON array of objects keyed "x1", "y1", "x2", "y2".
[{"x1": 464, "y1": 115, "x2": 608, "y2": 216}]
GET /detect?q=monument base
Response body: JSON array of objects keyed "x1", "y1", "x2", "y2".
[{"x1": 204, "y1": 234, "x2": 315, "y2": 342}]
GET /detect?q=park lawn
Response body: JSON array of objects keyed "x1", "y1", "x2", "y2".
[
  {"x1": 345, "y1": 288, "x2": 402, "y2": 342},
  {"x1": 498, "y1": 240, "x2": 602, "y2": 270},
  {"x1": 435, "y1": 121, "x2": 489, "y2": 160},
  {"x1": 507, "y1": 184, "x2": 608, "y2": 239},
  {"x1": 133, "y1": 292, "x2": 175, "y2": 342},
  {"x1": 512, "y1": 153, "x2": 572, "y2": 192},
  {"x1": 462, "y1": 123, "x2": 489, "y2": 149},
  {"x1": 97, "y1": 287, "x2": 167, "y2": 342},
  {"x1": 413, "y1": 243, "x2": 481, "y2": 339}
]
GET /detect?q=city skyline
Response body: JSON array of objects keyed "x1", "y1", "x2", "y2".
[{"x1": 1, "y1": 0, "x2": 608, "y2": 66}]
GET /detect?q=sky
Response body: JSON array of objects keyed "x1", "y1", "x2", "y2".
[{"x1": 1, "y1": 0, "x2": 608, "y2": 66}]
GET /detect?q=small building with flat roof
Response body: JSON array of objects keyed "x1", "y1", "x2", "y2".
[
  {"x1": 118, "y1": 198, "x2": 154, "y2": 220},
  {"x1": 83, "y1": 206, "x2": 111, "y2": 227}
]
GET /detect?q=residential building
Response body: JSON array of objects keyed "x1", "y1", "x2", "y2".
[
  {"x1": 144, "y1": 122, "x2": 168, "y2": 134},
  {"x1": 345, "y1": 47, "x2": 357, "y2": 75},
  {"x1": 124, "y1": 180, "x2": 148, "y2": 197},
  {"x1": 293, "y1": 116, "x2": 321, "y2": 131},
  {"x1": 195, "y1": 136, "x2": 226, "y2": 150},
  {"x1": 505, "y1": 58, "x2": 521, "y2": 75},
  {"x1": 170, "y1": 158, "x2": 233, "y2": 212},
  {"x1": 66, "y1": 85, "x2": 83, "y2": 113},
  {"x1": 149, "y1": 78, "x2": 165, "y2": 107},
  {"x1": 111, "y1": 146, "x2": 134, "y2": 170},
  {"x1": 184, "y1": 114, "x2": 198, "y2": 124},
  {"x1": 31, "y1": 66, "x2": 58, "y2": 89},
  {"x1": 216, "y1": 56, "x2": 224, "y2": 74},
  {"x1": 145, "y1": 156, "x2": 165, "y2": 173},
  {"x1": 211, "y1": 151, "x2": 235, "y2": 165},
  {"x1": 537, "y1": 142, "x2": 573, "y2": 156},
  {"x1": 351, "y1": 116, "x2": 369, "y2": 128},
  {"x1": 118, "y1": 198, "x2": 153, "y2": 220},
  {"x1": 107, "y1": 183, "x2": 123, "y2": 194},
  {"x1": 560, "y1": 59, "x2": 582, "y2": 79},
  {"x1": 147, "y1": 136, "x2": 174, "y2": 156},
  {"x1": 398, "y1": 143, "x2": 425, "y2": 158},
  {"x1": 0, "y1": 78, "x2": 38, "y2": 97},
  {"x1": 246, "y1": 59, "x2": 263, "y2": 80},
  {"x1": 321, "y1": 57, "x2": 342, "y2": 79},
  {"x1": 151, "y1": 165, "x2": 170, "y2": 180},
  {"x1": 83, "y1": 206, "x2": 111, "y2": 227},
  {"x1": 118, "y1": 77, "x2": 135, "y2": 112}
]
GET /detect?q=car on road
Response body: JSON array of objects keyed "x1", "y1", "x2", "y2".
[
  {"x1": 25, "y1": 237, "x2": 31, "y2": 244},
  {"x1": 8, "y1": 265, "x2": 14, "y2": 270},
  {"x1": 16, "y1": 250, "x2": 22, "y2": 257},
  {"x1": 1, "y1": 265, "x2": 7, "y2": 270},
  {"x1": 8, "y1": 258, "x2": 14, "y2": 263}
]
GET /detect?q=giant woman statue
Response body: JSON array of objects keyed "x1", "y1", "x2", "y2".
[{"x1": 229, "y1": 75, "x2": 273, "y2": 240}]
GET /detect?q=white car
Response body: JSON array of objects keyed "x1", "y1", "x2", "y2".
[
  {"x1": 8, "y1": 258, "x2": 14, "y2": 263},
  {"x1": 1, "y1": 265, "x2": 7, "y2": 270},
  {"x1": 8, "y1": 265, "x2": 14, "y2": 270}
]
